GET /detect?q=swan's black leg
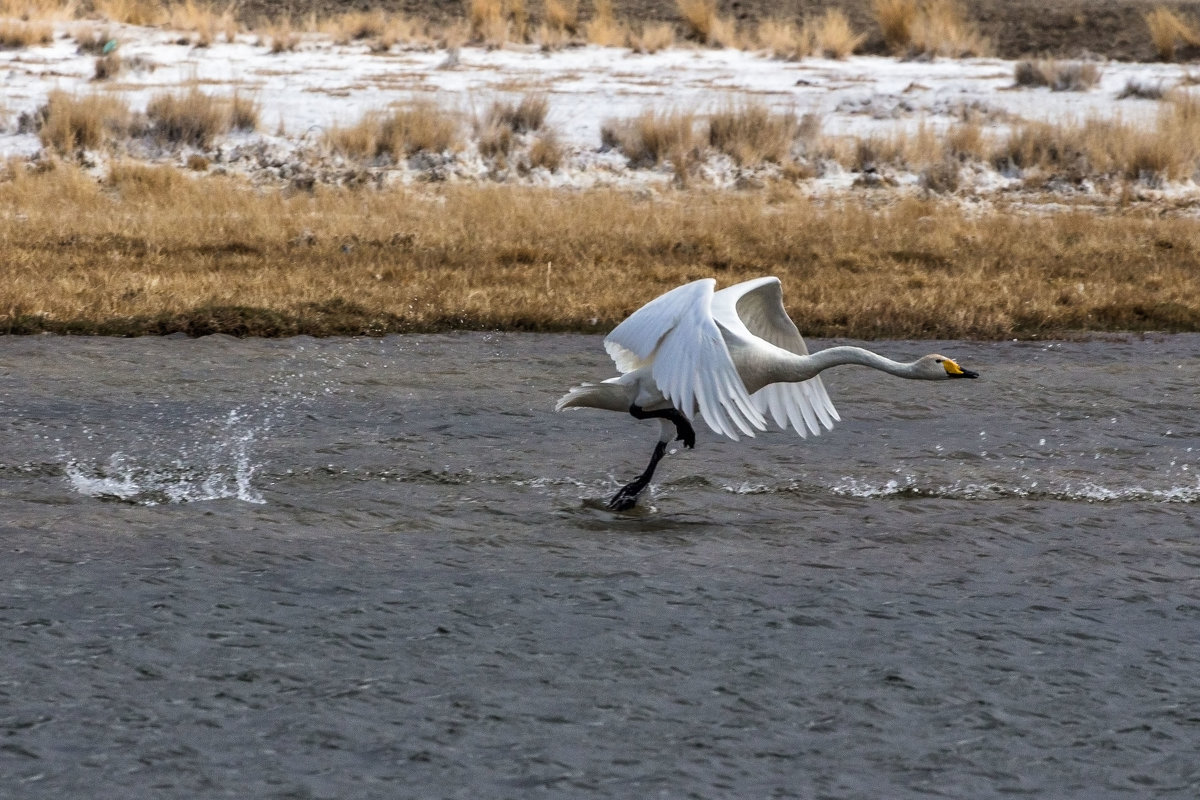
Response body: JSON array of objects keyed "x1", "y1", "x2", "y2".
[
  {"x1": 608, "y1": 440, "x2": 668, "y2": 511},
  {"x1": 628, "y1": 404, "x2": 695, "y2": 449}
]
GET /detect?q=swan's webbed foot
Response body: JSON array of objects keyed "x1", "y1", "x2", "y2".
[
  {"x1": 607, "y1": 440, "x2": 668, "y2": 512},
  {"x1": 606, "y1": 484, "x2": 643, "y2": 512}
]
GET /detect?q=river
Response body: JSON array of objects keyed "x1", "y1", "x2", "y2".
[{"x1": 2, "y1": 332, "x2": 1198, "y2": 798}]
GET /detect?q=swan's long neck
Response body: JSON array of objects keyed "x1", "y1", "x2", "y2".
[
  {"x1": 804, "y1": 346, "x2": 919, "y2": 378},
  {"x1": 749, "y1": 346, "x2": 920, "y2": 393}
]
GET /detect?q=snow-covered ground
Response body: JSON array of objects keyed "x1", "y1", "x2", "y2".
[{"x1": 2, "y1": 19, "x2": 1198, "y2": 196}]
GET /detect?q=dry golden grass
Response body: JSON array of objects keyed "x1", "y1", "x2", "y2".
[
  {"x1": 989, "y1": 91, "x2": 1200, "y2": 184},
  {"x1": 810, "y1": 9, "x2": 865, "y2": 59},
  {"x1": 630, "y1": 21, "x2": 675, "y2": 54},
  {"x1": 328, "y1": 102, "x2": 461, "y2": 161},
  {"x1": 536, "y1": 0, "x2": 576, "y2": 47},
  {"x1": 708, "y1": 102, "x2": 798, "y2": 166},
  {"x1": 469, "y1": 0, "x2": 528, "y2": 46},
  {"x1": 585, "y1": 0, "x2": 626, "y2": 46},
  {"x1": 528, "y1": 131, "x2": 563, "y2": 170},
  {"x1": 602, "y1": 109, "x2": 703, "y2": 178},
  {"x1": 93, "y1": 52, "x2": 121, "y2": 80},
  {"x1": 0, "y1": 0, "x2": 75, "y2": 22},
  {"x1": 543, "y1": 0, "x2": 577, "y2": 34},
  {"x1": 535, "y1": 20, "x2": 571, "y2": 49},
  {"x1": 676, "y1": 0, "x2": 715, "y2": 42},
  {"x1": 873, "y1": 0, "x2": 917, "y2": 53},
  {"x1": 1, "y1": 166, "x2": 1199, "y2": 338},
  {"x1": 228, "y1": 91, "x2": 260, "y2": 131},
  {"x1": 1145, "y1": 6, "x2": 1200, "y2": 61},
  {"x1": 35, "y1": 90, "x2": 135, "y2": 154},
  {"x1": 326, "y1": 9, "x2": 387, "y2": 42},
  {"x1": 167, "y1": 0, "x2": 239, "y2": 46},
  {"x1": 874, "y1": 0, "x2": 988, "y2": 58},
  {"x1": 259, "y1": 19, "x2": 300, "y2": 53},
  {"x1": 146, "y1": 88, "x2": 237, "y2": 147},
  {"x1": 754, "y1": 18, "x2": 811, "y2": 60},
  {"x1": 914, "y1": 0, "x2": 989, "y2": 57},
  {"x1": 0, "y1": 18, "x2": 53, "y2": 47},
  {"x1": 320, "y1": 9, "x2": 426, "y2": 49},
  {"x1": 1014, "y1": 59, "x2": 1103, "y2": 91},
  {"x1": 485, "y1": 93, "x2": 548, "y2": 134},
  {"x1": 93, "y1": 0, "x2": 162, "y2": 27}
]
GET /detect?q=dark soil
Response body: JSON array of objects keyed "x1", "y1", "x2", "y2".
[{"x1": 230, "y1": 0, "x2": 1200, "y2": 62}]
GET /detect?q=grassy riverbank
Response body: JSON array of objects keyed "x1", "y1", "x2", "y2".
[{"x1": 2, "y1": 164, "x2": 1198, "y2": 339}]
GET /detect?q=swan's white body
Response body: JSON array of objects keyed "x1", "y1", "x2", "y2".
[{"x1": 558, "y1": 276, "x2": 977, "y2": 509}]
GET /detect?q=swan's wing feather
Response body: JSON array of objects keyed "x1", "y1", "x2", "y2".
[
  {"x1": 718, "y1": 277, "x2": 841, "y2": 436},
  {"x1": 605, "y1": 279, "x2": 764, "y2": 439},
  {"x1": 651, "y1": 299, "x2": 765, "y2": 440},
  {"x1": 724, "y1": 276, "x2": 811, "y2": 355},
  {"x1": 604, "y1": 279, "x2": 715, "y2": 374}
]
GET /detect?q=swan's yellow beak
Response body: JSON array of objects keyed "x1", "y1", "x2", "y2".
[{"x1": 943, "y1": 358, "x2": 979, "y2": 379}]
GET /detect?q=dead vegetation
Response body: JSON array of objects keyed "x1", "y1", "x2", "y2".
[
  {"x1": 1014, "y1": 59, "x2": 1103, "y2": 92},
  {"x1": 145, "y1": 88, "x2": 258, "y2": 147},
  {"x1": 872, "y1": 0, "x2": 989, "y2": 58},
  {"x1": 0, "y1": 17, "x2": 53, "y2": 47},
  {"x1": 327, "y1": 102, "x2": 461, "y2": 161},
  {"x1": 33, "y1": 90, "x2": 135, "y2": 154},
  {"x1": 0, "y1": 165, "x2": 1198, "y2": 338},
  {"x1": 1145, "y1": 6, "x2": 1200, "y2": 62}
]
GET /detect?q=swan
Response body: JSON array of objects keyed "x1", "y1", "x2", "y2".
[{"x1": 556, "y1": 276, "x2": 979, "y2": 510}]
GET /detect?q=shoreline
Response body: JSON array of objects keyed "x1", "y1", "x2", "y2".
[{"x1": 3, "y1": 174, "x2": 1198, "y2": 341}]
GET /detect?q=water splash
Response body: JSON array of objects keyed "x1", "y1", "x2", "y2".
[
  {"x1": 828, "y1": 475, "x2": 1200, "y2": 503},
  {"x1": 63, "y1": 409, "x2": 266, "y2": 505}
]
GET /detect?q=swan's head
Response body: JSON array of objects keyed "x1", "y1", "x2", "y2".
[{"x1": 921, "y1": 354, "x2": 979, "y2": 380}]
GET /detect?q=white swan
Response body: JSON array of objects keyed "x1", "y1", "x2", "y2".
[{"x1": 557, "y1": 276, "x2": 979, "y2": 510}]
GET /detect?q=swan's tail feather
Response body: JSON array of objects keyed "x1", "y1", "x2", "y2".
[{"x1": 555, "y1": 382, "x2": 632, "y2": 413}]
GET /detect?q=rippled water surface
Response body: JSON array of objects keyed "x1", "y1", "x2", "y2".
[{"x1": 2, "y1": 332, "x2": 1199, "y2": 798}]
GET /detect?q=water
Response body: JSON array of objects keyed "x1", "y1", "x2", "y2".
[{"x1": 1, "y1": 332, "x2": 1198, "y2": 799}]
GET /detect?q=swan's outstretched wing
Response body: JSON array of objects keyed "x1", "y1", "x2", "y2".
[
  {"x1": 712, "y1": 276, "x2": 840, "y2": 437},
  {"x1": 604, "y1": 279, "x2": 765, "y2": 439}
]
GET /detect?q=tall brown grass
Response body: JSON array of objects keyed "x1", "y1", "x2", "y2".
[
  {"x1": 92, "y1": 0, "x2": 162, "y2": 26},
  {"x1": 260, "y1": 19, "x2": 299, "y2": 53},
  {"x1": 630, "y1": 21, "x2": 675, "y2": 54},
  {"x1": 873, "y1": 0, "x2": 917, "y2": 53},
  {"x1": 167, "y1": 0, "x2": 239, "y2": 46},
  {"x1": 585, "y1": 0, "x2": 626, "y2": 46},
  {"x1": 1145, "y1": 6, "x2": 1200, "y2": 61},
  {"x1": 328, "y1": 103, "x2": 461, "y2": 161},
  {"x1": 990, "y1": 91, "x2": 1200, "y2": 183},
  {"x1": 0, "y1": 0, "x2": 76, "y2": 22},
  {"x1": 601, "y1": 109, "x2": 703, "y2": 180},
  {"x1": 0, "y1": 18, "x2": 53, "y2": 47},
  {"x1": 873, "y1": 0, "x2": 988, "y2": 58},
  {"x1": 1, "y1": 167, "x2": 1199, "y2": 337},
  {"x1": 708, "y1": 103, "x2": 799, "y2": 166},
  {"x1": 755, "y1": 18, "x2": 811, "y2": 60},
  {"x1": 1014, "y1": 59, "x2": 1103, "y2": 91},
  {"x1": 476, "y1": 95, "x2": 547, "y2": 159},
  {"x1": 536, "y1": 0, "x2": 577, "y2": 49},
  {"x1": 146, "y1": 88, "x2": 257, "y2": 147},
  {"x1": 810, "y1": 9, "x2": 865, "y2": 59},
  {"x1": 321, "y1": 9, "x2": 425, "y2": 49},
  {"x1": 35, "y1": 90, "x2": 135, "y2": 154},
  {"x1": 469, "y1": 0, "x2": 528, "y2": 46},
  {"x1": 527, "y1": 131, "x2": 563, "y2": 170}
]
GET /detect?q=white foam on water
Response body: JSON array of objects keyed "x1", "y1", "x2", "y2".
[
  {"x1": 63, "y1": 409, "x2": 266, "y2": 505},
  {"x1": 828, "y1": 475, "x2": 1200, "y2": 503}
]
